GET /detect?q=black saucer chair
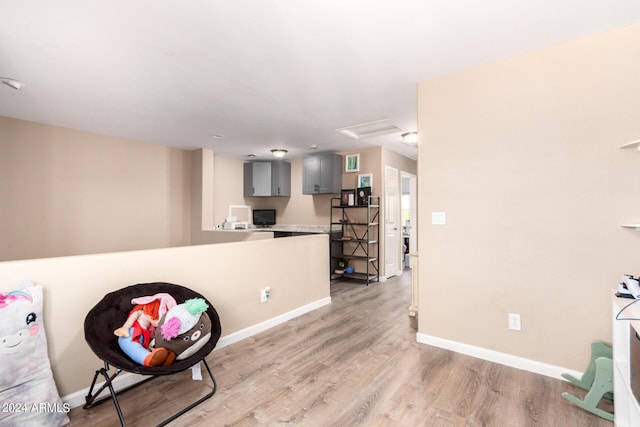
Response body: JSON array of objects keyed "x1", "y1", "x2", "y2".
[{"x1": 83, "y1": 282, "x2": 222, "y2": 427}]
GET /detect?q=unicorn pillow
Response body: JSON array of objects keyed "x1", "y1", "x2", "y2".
[{"x1": 0, "y1": 282, "x2": 69, "y2": 426}]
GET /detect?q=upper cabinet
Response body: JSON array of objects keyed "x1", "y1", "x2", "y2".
[
  {"x1": 303, "y1": 153, "x2": 342, "y2": 194},
  {"x1": 244, "y1": 161, "x2": 291, "y2": 197},
  {"x1": 270, "y1": 161, "x2": 291, "y2": 196}
]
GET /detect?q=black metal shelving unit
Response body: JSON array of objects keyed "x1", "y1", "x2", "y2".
[{"x1": 330, "y1": 196, "x2": 380, "y2": 284}]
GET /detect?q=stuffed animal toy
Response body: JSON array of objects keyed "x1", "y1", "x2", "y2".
[
  {"x1": 0, "y1": 282, "x2": 69, "y2": 426},
  {"x1": 154, "y1": 298, "x2": 211, "y2": 364},
  {"x1": 113, "y1": 293, "x2": 177, "y2": 367}
]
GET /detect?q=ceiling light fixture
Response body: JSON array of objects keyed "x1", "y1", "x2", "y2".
[
  {"x1": 1, "y1": 77, "x2": 26, "y2": 90},
  {"x1": 401, "y1": 132, "x2": 418, "y2": 145},
  {"x1": 271, "y1": 149, "x2": 288, "y2": 158}
]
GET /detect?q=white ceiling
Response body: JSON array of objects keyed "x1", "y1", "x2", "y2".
[{"x1": 2, "y1": 1, "x2": 640, "y2": 161}]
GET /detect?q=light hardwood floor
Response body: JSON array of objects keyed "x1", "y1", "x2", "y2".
[{"x1": 68, "y1": 271, "x2": 613, "y2": 426}]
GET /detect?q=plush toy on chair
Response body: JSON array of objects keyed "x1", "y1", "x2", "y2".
[
  {"x1": 113, "y1": 293, "x2": 177, "y2": 367},
  {"x1": 154, "y1": 298, "x2": 212, "y2": 364}
]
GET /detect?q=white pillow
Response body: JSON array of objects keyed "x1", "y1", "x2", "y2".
[{"x1": 0, "y1": 282, "x2": 69, "y2": 426}]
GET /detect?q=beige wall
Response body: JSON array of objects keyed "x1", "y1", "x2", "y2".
[
  {"x1": 0, "y1": 117, "x2": 192, "y2": 261},
  {"x1": 340, "y1": 147, "x2": 382, "y2": 193},
  {"x1": 248, "y1": 157, "x2": 336, "y2": 226},
  {"x1": 248, "y1": 149, "x2": 415, "y2": 279},
  {"x1": 340, "y1": 146, "x2": 417, "y2": 278},
  {"x1": 214, "y1": 156, "x2": 336, "y2": 227},
  {"x1": 249, "y1": 149, "x2": 416, "y2": 233},
  {"x1": 0, "y1": 234, "x2": 330, "y2": 397},
  {"x1": 190, "y1": 149, "x2": 273, "y2": 244},
  {"x1": 417, "y1": 23, "x2": 640, "y2": 372},
  {"x1": 0, "y1": 117, "x2": 416, "y2": 265},
  {"x1": 382, "y1": 148, "x2": 417, "y2": 178},
  {"x1": 191, "y1": 148, "x2": 215, "y2": 232},
  {"x1": 214, "y1": 155, "x2": 248, "y2": 227}
]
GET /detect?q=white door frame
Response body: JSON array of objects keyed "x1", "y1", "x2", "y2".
[{"x1": 384, "y1": 165, "x2": 401, "y2": 278}]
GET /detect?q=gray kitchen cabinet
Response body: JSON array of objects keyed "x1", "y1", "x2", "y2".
[
  {"x1": 270, "y1": 161, "x2": 291, "y2": 196},
  {"x1": 302, "y1": 153, "x2": 342, "y2": 194},
  {"x1": 244, "y1": 161, "x2": 290, "y2": 197}
]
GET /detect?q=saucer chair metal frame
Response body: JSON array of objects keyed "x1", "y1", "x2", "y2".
[{"x1": 83, "y1": 282, "x2": 222, "y2": 427}]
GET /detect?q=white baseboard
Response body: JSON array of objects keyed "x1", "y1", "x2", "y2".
[
  {"x1": 415, "y1": 332, "x2": 582, "y2": 381},
  {"x1": 63, "y1": 296, "x2": 332, "y2": 409},
  {"x1": 215, "y1": 297, "x2": 331, "y2": 349}
]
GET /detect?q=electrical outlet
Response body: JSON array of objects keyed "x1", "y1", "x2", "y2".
[
  {"x1": 260, "y1": 287, "x2": 271, "y2": 303},
  {"x1": 508, "y1": 313, "x2": 521, "y2": 331}
]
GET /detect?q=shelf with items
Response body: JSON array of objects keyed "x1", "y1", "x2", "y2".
[{"x1": 330, "y1": 196, "x2": 380, "y2": 284}]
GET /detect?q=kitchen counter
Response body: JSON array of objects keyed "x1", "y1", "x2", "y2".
[
  {"x1": 252, "y1": 224, "x2": 340, "y2": 234},
  {"x1": 214, "y1": 224, "x2": 341, "y2": 238}
]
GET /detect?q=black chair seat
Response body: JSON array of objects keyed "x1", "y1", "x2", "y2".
[{"x1": 83, "y1": 282, "x2": 221, "y2": 426}]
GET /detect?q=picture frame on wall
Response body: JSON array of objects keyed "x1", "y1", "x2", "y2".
[
  {"x1": 357, "y1": 173, "x2": 372, "y2": 188},
  {"x1": 345, "y1": 154, "x2": 359, "y2": 173},
  {"x1": 340, "y1": 189, "x2": 356, "y2": 206}
]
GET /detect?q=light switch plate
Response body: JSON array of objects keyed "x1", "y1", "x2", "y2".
[
  {"x1": 508, "y1": 313, "x2": 521, "y2": 331},
  {"x1": 432, "y1": 212, "x2": 446, "y2": 225}
]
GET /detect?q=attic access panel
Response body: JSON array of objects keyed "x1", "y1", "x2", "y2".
[{"x1": 335, "y1": 119, "x2": 403, "y2": 140}]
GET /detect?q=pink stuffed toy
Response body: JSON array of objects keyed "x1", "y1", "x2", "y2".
[{"x1": 114, "y1": 293, "x2": 177, "y2": 367}]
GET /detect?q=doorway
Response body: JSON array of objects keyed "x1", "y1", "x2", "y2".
[{"x1": 401, "y1": 172, "x2": 417, "y2": 269}]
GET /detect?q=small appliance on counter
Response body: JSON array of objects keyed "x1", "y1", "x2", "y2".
[
  {"x1": 222, "y1": 205, "x2": 251, "y2": 230},
  {"x1": 223, "y1": 216, "x2": 248, "y2": 230}
]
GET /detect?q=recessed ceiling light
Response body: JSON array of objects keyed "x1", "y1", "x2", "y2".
[
  {"x1": 1, "y1": 77, "x2": 26, "y2": 90},
  {"x1": 211, "y1": 134, "x2": 224, "y2": 139},
  {"x1": 247, "y1": 154, "x2": 257, "y2": 158},
  {"x1": 310, "y1": 144, "x2": 318, "y2": 149}
]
